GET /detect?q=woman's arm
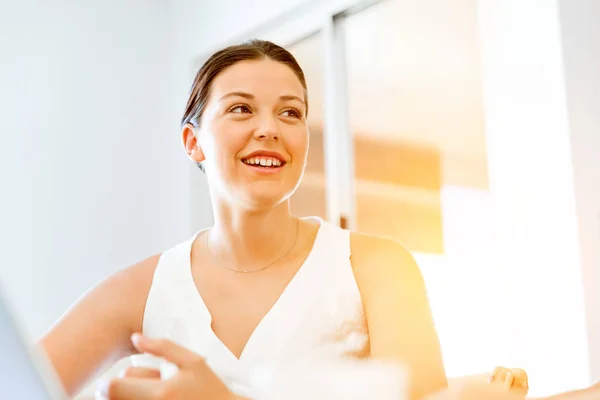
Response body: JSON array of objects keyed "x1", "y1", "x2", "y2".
[
  {"x1": 39, "y1": 254, "x2": 160, "y2": 396},
  {"x1": 350, "y1": 233, "x2": 447, "y2": 400}
]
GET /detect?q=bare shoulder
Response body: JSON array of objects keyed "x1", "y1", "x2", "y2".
[
  {"x1": 103, "y1": 253, "x2": 162, "y2": 306},
  {"x1": 40, "y1": 253, "x2": 161, "y2": 395},
  {"x1": 349, "y1": 231, "x2": 415, "y2": 260},
  {"x1": 348, "y1": 232, "x2": 446, "y2": 399},
  {"x1": 70, "y1": 252, "x2": 162, "y2": 332},
  {"x1": 52, "y1": 252, "x2": 162, "y2": 340},
  {"x1": 349, "y1": 232, "x2": 420, "y2": 289}
]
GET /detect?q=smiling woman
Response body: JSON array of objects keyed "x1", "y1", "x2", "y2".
[
  {"x1": 39, "y1": 39, "x2": 547, "y2": 400},
  {"x1": 180, "y1": 53, "x2": 310, "y2": 210},
  {"x1": 180, "y1": 40, "x2": 309, "y2": 175}
]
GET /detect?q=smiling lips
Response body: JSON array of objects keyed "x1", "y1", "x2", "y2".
[{"x1": 241, "y1": 151, "x2": 286, "y2": 172}]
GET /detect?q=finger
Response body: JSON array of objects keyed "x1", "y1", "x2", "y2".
[
  {"x1": 511, "y1": 368, "x2": 528, "y2": 388},
  {"x1": 495, "y1": 368, "x2": 507, "y2": 387},
  {"x1": 131, "y1": 333, "x2": 199, "y2": 368},
  {"x1": 101, "y1": 377, "x2": 163, "y2": 400},
  {"x1": 503, "y1": 370, "x2": 515, "y2": 390},
  {"x1": 509, "y1": 369, "x2": 529, "y2": 395},
  {"x1": 489, "y1": 366, "x2": 503, "y2": 383},
  {"x1": 119, "y1": 366, "x2": 161, "y2": 379}
]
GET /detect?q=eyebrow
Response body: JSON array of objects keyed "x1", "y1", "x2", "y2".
[{"x1": 219, "y1": 91, "x2": 305, "y2": 105}]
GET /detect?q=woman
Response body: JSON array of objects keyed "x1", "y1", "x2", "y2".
[{"x1": 39, "y1": 39, "x2": 592, "y2": 400}]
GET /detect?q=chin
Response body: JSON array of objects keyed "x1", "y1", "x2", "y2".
[{"x1": 239, "y1": 183, "x2": 294, "y2": 209}]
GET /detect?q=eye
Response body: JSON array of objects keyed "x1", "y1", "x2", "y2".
[
  {"x1": 281, "y1": 108, "x2": 302, "y2": 119},
  {"x1": 228, "y1": 104, "x2": 252, "y2": 114}
]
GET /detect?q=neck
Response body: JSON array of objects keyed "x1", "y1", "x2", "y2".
[{"x1": 208, "y1": 199, "x2": 299, "y2": 270}]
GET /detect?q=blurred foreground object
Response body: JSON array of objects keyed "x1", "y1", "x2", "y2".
[{"x1": 248, "y1": 357, "x2": 408, "y2": 399}]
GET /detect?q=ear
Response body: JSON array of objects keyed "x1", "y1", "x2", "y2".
[{"x1": 181, "y1": 124, "x2": 205, "y2": 163}]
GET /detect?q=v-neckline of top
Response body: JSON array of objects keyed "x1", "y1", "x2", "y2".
[{"x1": 183, "y1": 216, "x2": 327, "y2": 363}]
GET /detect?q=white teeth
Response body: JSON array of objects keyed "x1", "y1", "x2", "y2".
[{"x1": 243, "y1": 156, "x2": 283, "y2": 167}]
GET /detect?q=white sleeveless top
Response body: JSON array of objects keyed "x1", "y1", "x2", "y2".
[{"x1": 140, "y1": 217, "x2": 370, "y2": 397}]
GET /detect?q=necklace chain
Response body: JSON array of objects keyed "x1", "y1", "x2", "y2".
[{"x1": 206, "y1": 218, "x2": 300, "y2": 273}]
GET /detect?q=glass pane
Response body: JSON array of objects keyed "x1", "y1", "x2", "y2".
[
  {"x1": 342, "y1": 0, "x2": 488, "y2": 254},
  {"x1": 341, "y1": 0, "x2": 495, "y2": 379},
  {"x1": 288, "y1": 33, "x2": 327, "y2": 220}
]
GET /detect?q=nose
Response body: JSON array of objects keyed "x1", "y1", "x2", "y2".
[{"x1": 253, "y1": 114, "x2": 279, "y2": 141}]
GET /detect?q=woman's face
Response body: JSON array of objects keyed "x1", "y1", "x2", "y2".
[{"x1": 191, "y1": 58, "x2": 309, "y2": 209}]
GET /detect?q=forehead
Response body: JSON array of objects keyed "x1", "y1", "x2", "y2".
[{"x1": 210, "y1": 59, "x2": 305, "y2": 100}]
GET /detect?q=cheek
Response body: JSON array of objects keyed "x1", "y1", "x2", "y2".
[
  {"x1": 209, "y1": 120, "x2": 251, "y2": 160},
  {"x1": 288, "y1": 129, "x2": 310, "y2": 160}
]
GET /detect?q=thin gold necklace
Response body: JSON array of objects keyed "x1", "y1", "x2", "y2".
[{"x1": 205, "y1": 218, "x2": 300, "y2": 273}]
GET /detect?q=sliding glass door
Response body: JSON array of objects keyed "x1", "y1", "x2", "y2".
[
  {"x1": 336, "y1": 0, "x2": 499, "y2": 377},
  {"x1": 338, "y1": 0, "x2": 489, "y2": 254}
]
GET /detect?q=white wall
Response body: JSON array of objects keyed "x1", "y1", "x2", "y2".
[
  {"x1": 171, "y1": 0, "x2": 314, "y2": 61},
  {"x1": 0, "y1": 0, "x2": 193, "y2": 340},
  {"x1": 558, "y1": 0, "x2": 600, "y2": 382}
]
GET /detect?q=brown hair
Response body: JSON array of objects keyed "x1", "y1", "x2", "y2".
[{"x1": 181, "y1": 39, "x2": 309, "y2": 171}]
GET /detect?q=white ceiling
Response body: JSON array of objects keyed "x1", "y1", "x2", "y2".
[{"x1": 290, "y1": 0, "x2": 488, "y2": 187}]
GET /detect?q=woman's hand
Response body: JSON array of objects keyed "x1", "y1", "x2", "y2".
[
  {"x1": 489, "y1": 366, "x2": 529, "y2": 397},
  {"x1": 96, "y1": 334, "x2": 237, "y2": 400}
]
